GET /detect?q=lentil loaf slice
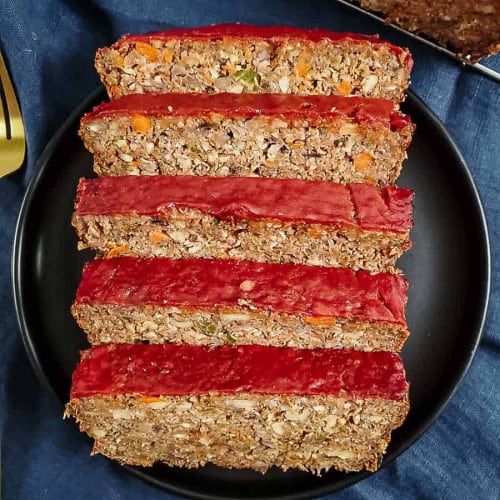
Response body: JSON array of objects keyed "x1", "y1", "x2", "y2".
[
  {"x1": 71, "y1": 257, "x2": 410, "y2": 351},
  {"x1": 95, "y1": 24, "x2": 413, "y2": 101},
  {"x1": 79, "y1": 93, "x2": 414, "y2": 185},
  {"x1": 65, "y1": 344, "x2": 410, "y2": 474},
  {"x1": 73, "y1": 176, "x2": 413, "y2": 273}
]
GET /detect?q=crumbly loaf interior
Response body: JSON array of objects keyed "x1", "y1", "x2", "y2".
[
  {"x1": 81, "y1": 115, "x2": 412, "y2": 186},
  {"x1": 66, "y1": 393, "x2": 409, "y2": 474},
  {"x1": 95, "y1": 38, "x2": 411, "y2": 100},
  {"x1": 73, "y1": 212, "x2": 410, "y2": 273},
  {"x1": 71, "y1": 302, "x2": 409, "y2": 351}
]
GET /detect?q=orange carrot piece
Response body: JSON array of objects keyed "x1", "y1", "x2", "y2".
[
  {"x1": 135, "y1": 42, "x2": 160, "y2": 62},
  {"x1": 354, "y1": 152, "x2": 374, "y2": 171},
  {"x1": 131, "y1": 114, "x2": 151, "y2": 134},
  {"x1": 303, "y1": 316, "x2": 337, "y2": 326},
  {"x1": 336, "y1": 81, "x2": 353, "y2": 96},
  {"x1": 163, "y1": 50, "x2": 174, "y2": 63},
  {"x1": 296, "y1": 60, "x2": 312, "y2": 77},
  {"x1": 105, "y1": 246, "x2": 130, "y2": 258},
  {"x1": 149, "y1": 232, "x2": 168, "y2": 243}
]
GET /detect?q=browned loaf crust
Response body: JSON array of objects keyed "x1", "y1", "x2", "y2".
[{"x1": 349, "y1": 0, "x2": 500, "y2": 62}]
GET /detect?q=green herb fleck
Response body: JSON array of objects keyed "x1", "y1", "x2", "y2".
[
  {"x1": 234, "y1": 68, "x2": 260, "y2": 91},
  {"x1": 195, "y1": 320, "x2": 217, "y2": 336},
  {"x1": 189, "y1": 144, "x2": 202, "y2": 155},
  {"x1": 225, "y1": 331, "x2": 237, "y2": 345}
]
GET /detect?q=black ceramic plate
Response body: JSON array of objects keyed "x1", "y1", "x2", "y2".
[{"x1": 13, "y1": 88, "x2": 490, "y2": 500}]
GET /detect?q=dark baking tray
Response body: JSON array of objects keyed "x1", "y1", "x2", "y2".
[{"x1": 12, "y1": 87, "x2": 490, "y2": 499}]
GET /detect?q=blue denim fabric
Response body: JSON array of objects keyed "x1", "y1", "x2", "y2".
[{"x1": 1, "y1": 1, "x2": 499, "y2": 499}]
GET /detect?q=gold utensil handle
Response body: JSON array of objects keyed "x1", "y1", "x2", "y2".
[{"x1": 0, "y1": 49, "x2": 26, "y2": 177}]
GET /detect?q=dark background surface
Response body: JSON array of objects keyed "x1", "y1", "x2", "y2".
[{"x1": 1, "y1": 1, "x2": 499, "y2": 499}]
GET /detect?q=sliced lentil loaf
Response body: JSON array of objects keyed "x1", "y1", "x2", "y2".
[
  {"x1": 80, "y1": 93, "x2": 414, "y2": 184},
  {"x1": 95, "y1": 24, "x2": 413, "y2": 101},
  {"x1": 72, "y1": 175, "x2": 413, "y2": 273},
  {"x1": 65, "y1": 344, "x2": 410, "y2": 473},
  {"x1": 70, "y1": 256, "x2": 410, "y2": 351}
]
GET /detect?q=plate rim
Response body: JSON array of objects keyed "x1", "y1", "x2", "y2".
[{"x1": 11, "y1": 86, "x2": 491, "y2": 500}]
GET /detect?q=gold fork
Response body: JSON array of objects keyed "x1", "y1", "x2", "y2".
[{"x1": 0, "y1": 50, "x2": 25, "y2": 177}]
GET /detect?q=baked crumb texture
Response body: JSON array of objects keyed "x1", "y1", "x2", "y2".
[
  {"x1": 95, "y1": 37, "x2": 412, "y2": 100},
  {"x1": 72, "y1": 302, "x2": 410, "y2": 352},
  {"x1": 80, "y1": 113, "x2": 413, "y2": 186},
  {"x1": 66, "y1": 392, "x2": 409, "y2": 474},
  {"x1": 349, "y1": 0, "x2": 500, "y2": 62}
]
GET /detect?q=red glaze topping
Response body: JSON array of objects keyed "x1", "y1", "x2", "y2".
[
  {"x1": 70, "y1": 344, "x2": 408, "y2": 401},
  {"x1": 114, "y1": 23, "x2": 412, "y2": 61},
  {"x1": 75, "y1": 257, "x2": 408, "y2": 324},
  {"x1": 75, "y1": 176, "x2": 413, "y2": 234},
  {"x1": 81, "y1": 93, "x2": 412, "y2": 131}
]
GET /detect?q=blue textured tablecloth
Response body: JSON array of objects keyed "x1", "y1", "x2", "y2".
[{"x1": 1, "y1": 1, "x2": 499, "y2": 498}]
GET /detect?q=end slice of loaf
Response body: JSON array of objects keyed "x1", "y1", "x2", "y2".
[{"x1": 65, "y1": 344, "x2": 410, "y2": 473}]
